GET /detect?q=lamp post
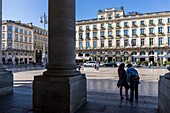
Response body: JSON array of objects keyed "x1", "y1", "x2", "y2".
[{"x1": 40, "y1": 12, "x2": 48, "y2": 66}]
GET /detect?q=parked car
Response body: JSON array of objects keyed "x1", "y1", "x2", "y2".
[
  {"x1": 84, "y1": 61, "x2": 96, "y2": 67},
  {"x1": 104, "y1": 62, "x2": 117, "y2": 67},
  {"x1": 115, "y1": 62, "x2": 123, "y2": 67}
]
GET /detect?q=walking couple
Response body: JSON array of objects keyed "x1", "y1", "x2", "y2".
[{"x1": 117, "y1": 63, "x2": 140, "y2": 102}]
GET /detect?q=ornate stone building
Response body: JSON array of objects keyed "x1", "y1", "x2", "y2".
[
  {"x1": 2, "y1": 20, "x2": 34, "y2": 64},
  {"x1": 33, "y1": 26, "x2": 48, "y2": 64},
  {"x1": 76, "y1": 7, "x2": 170, "y2": 64}
]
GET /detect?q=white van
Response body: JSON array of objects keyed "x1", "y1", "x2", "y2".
[{"x1": 84, "y1": 61, "x2": 96, "y2": 67}]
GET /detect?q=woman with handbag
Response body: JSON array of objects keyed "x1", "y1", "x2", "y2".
[{"x1": 117, "y1": 63, "x2": 129, "y2": 100}]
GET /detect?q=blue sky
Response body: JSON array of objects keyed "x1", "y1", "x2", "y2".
[{"x1": 2, "y1": 0, "x2": 170, "y2": 28}]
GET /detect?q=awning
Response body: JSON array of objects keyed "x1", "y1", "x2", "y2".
[
  {"x1": 158, "y1": 54, "x2": 164, "y2": 58},
  {"x1": 132, "y1": 55, "x2": 148, "y2": 58},
  {"x1": 164, "y1": 54, "x2": 170, "y2": 58}
]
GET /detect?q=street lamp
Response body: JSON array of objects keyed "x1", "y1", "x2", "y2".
[{"x1": 40, "y1": 12, "x2": 48, "y2": 66}]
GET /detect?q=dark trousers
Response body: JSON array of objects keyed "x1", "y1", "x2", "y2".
[{"x1": 130, "y1": 80, "x2": 138, "y2": 101}]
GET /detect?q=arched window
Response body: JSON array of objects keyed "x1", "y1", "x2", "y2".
[
  {"x1": 131, "y1": 51, "x2": 137, "y2": 55},
  {"x1": 140, "y1": 51, "x2": 145, "y2": 55},
  {"x1": 149, "y1": 51, "x2": 154, "y2": 55}
]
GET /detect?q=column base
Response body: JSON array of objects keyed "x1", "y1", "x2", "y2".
[
  {"x1": 33, "y1": 73, "x2": 87, "y2": 113},
  {"x1": 0, "y1": 70, "x2": 13, "y2": 96}
]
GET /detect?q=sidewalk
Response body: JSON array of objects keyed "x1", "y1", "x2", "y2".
[{"x1": 0, "y1": 68, "x2": 159, "y2": 113}]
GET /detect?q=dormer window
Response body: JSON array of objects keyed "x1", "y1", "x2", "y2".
[{"x1": 116, "y1": 14, "x2": 120, "y2": 18}]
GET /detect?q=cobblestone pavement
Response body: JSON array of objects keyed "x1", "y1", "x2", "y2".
[{"x1": 1, "y1": 67, "x2": 165, "y2": 113}]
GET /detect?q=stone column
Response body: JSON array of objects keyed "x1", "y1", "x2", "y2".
[
  {"x1": 33, "y1": 0, "x2": 87, "y2": 113},
  {"x1": 0, "y1": 0, "x2": 13, "y2": 96},
  {"x1": 158, "y1": 66, "x2": 170, "y2": 113}
]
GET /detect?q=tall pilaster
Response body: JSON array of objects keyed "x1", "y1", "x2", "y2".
[
  {"x1": 0, "y1": 0, "x2": 13, "y2": 96},
  {"x1": 33, "y1": 0, "x2": 87, "y2": 113}
]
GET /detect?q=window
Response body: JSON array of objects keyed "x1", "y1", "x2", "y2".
[
  {"x1": 86, "y1": 33, "x2": 90, "y2": 38},
  {"x1": 108, "y1": 31, "x2": 112, "y2": 36},
  {"x1": 86, "y1": 41, "x2": 90, "y2": 48},
  {"x1": 168, "y1": 26, "x2": 170, "y2": 33},
  {"x1": 116, "y1": 14, "x2": 120, "y2": 18},
  {"x1": 132, "y1": 39, "x2": 136, "y2": 46},
  {"x1": 20, "y1": 35, "x2": 23, "y2": 41},
  {"x1": 7, "y1": 33, "x2": 12, "y2": 39},
  {"x1": 158, "y1": 37, "x2": 163, "y2": 46},
  {"x1": 2, "y1": 43, "x2": 5, "y2": 49},
  {"x1": 149, "y1": 28, "x2": 154, "y2": 33},
  {"x1": 93, "y1": 41, "x2": 97, "y2": 48},
  {"x1": 25, "y1": 36, "x2": 27, "y2": 42},
  {"x1": 7, "y1": 26, "x2": 12, "y2": 31},
  {"x1": 116, "y1": 40, "x2": 120, "y2": 47},
  {"x1": 15, "y1": 34, "x2": 18, "y2": 40},
  {"x1": 140, "y1": 21, "x2": 144, "y2": 25},
  {"x1": 86, "y1": 26, "x2": 89, "y2": 29},
  {"x1": 168, "y1": 18, "x2": 170, "y2": 23},
  {"x1": 79, "y1": 26, "x2": 82, "y2": 30},
  {"x1": 149, "y1": 20, "x2": 153, "y2": 24},
  {"x1": 132, "y1": 29, "x2": 136, "y2": 35},
  {"x1": 20, "y1": 29, "x2": 23, "y2": 33},
  {"x1": 2, "y1": 33, "x2": 5, "y2": 39},
  {"x1": 108, "y1": 40, "x2": 112, "y2": 47},
  {"x1": 116, "y1": 30, "x2": 120, "y2": 35},
  {"x1": 79, "y1": 33, "x2": 82, "y2": 38},
  {"x1": 108, "y1": 23, "x2": 112, "y2": 27},
  {"x1": 93, "y1": 32, "x2": 97, "y2": 37},
  {"x1": 108, "y1": 16, "x2": 112, "y2": 20},
  {"x1": 101, "y1": 40, "x2": 104, "y2": 47},
  {"x1": 24, "y1": 30, "x2": 27, "y2": 35},
  {"x1": 141, "y1": 39, "x2": 145, "y2": 46},
  {"x1": 15, "y1": 27, "x2": 18, "y2": 32},
  {"x1": 79, "y1": 42, "x2": 83, "y2": 48},
  {"x1": 168, "y1": 37, "x2": 170, "y2": 46},
  {"x1": 29, "y1": 31, "x2": 32, "y2": 36},
  {"x1": 2, "y1": 26, "x2": 5, "y2": 31},
  {"x1": 100, "y1": 31, "x2": 104, "y2": 36},
  {"x1": 140, "y1": 28, "x2": 145, "y2": 34},
  {"x1": 158, "y1": 19, "x2": 162, "y2": 23},
  {"x1": 158, "y1": 27, "x2": 163, "y2": 33},
  {"x1": 132, "y1": 21, "x2": 136, "y2": 25},
  {"x1": 124, "y1": 22, "x2": 128, "y2": 26},
  {"x1": 93, "y1": 25, "x2": 97, "y2": 28},
  {"x1": 116, "y1": 23, "x2": 120, "y2": 27},
  {"x1": 124, "y1": 30, "x2": 128, "y2": 35},
  {"x1": 124, "y1": 39, "x2": 128, "y2": 47},
  {"x1": 29, "y1": 38, "x2": 31, "y2": 42},
  {"x1": 101, "y1": 16, "x2": 105, "y2": 20},
  {"x1": 101, "y1": 24, "x2": 104, "y2": 28}
]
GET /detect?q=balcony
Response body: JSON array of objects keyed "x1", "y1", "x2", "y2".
[
  {"x1": 167, "y1": 22, "x2": 170, "y2": 25},
  {"x1": 108, "y1": 26, "x2": 113, "y2": 30},
  {"x1": 167, "y1": 32, "x2": 170, "y2": 36},
  {"x1": 115, "y1": 26, "x2": 121, "y2": 29},
  {"x1": 79, "y1": 37, "x2": 84, "y2": 41},
  {"x1": 86, "y1": 37, "x2": 91, "y2": 40},
  {"x1": 93, "y1": 28, "x2": 98, "y2": 31},
  {"x1": 148, "y1": 23, "x2": 156, "y2": 27},
  {"x1": 123, "y1": 25, "x2": 130, "y2": 29},
  {"x1": 93, "y1": 36, "x2": 98, "y2": 40},
  {"x1": 100, "y1": 36, "x2": 106, "y2": 40},
  {"x1": 79, "y1": 29, "x2": 84, "y2": 32},
  {"x1": 100, "y1": 27, "x2": 106, "y2": 30},
  {"x1": 149, "y1": 33, "x2": 156, "y2": 37},
  {"x1": 140, "y1": 24, "x2": 147, "y2": 27},
  {"x1": 157, "y1": 22, "x2": 165, "y2": 26},
  {"x1": 85, "y1": 28, "x2": 91, "y2": 32},
  {"x1": 124, "y1": 34, "x2": 129, "y2": 38},
  {"x1": 158, "y1": 32, "x2": 165, "y2": 36},
  {"x1": 131, "y1": 24, "x2": 138, "y2": 28},
  {"x1": 132, "y1": 34, "x2": 138, "y2": 37},
  {"x1": 116, "y1": 34, "x2": 121, "y2": 38},
  {"x1": 140, "y1": 33, "x2": 147, "y2": 37},
  {"x1": 108, "y1": 35, "x2": 113, "y2": 38}
]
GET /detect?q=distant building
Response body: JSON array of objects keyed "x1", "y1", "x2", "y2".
[
  {"x1": 33, "y1": 26, "x2": 48, "y2": 64},
  {"x1": 76, "y1": 7, "x2": 170, "y2": 64},
  {"x1": 2, "y1": 20, "x2": 34, "y2": 65}
]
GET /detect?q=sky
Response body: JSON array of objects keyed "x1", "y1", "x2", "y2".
[{"x1": 2, "y1": 0, "x2": 170, "y2": 28}]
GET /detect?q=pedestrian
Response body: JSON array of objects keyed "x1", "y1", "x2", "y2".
[
  {"x1": 126, "y1": 64, "x2": 140, "y2": 102},
  {"x1": 95, "y1": 59, "x2": 100, "y2": 70},
  {"x1": 117, "y1": 63, "x2": 129, "y2": 100}
]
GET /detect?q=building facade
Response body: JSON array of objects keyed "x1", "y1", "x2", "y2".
[
  {"x1": 33, "y1": 26, "x2": 48, "y2": 64},
  {"x1": 76, "y1": 7, "x2": 170, "y2": 64},
  {"x1": 2, "y1": 20, "x2": 34, "y2": 65}
]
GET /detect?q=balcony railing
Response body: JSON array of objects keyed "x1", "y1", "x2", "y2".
[
  {"x1": 100, "y1": 27, "x2": 106, "y2": 30},
  {"x1": 149, "y1": 23, "x2": 156, "y2": 26},
  {"x1": 100, "y1": 36, "x2": 106, "y2": 39},
  {"x1": 140, "y1": 24, "x2": 147, "y2": 27},
  {"x1": 79, "y1": 29, "x2": 84, "y2": 32},
  {"x1": 115, "y1": 26, "x2": 121, "y2": 29},
  {"x1": 108, "y1": 35, "x2": 113, "y2": 38},
  {"x1": 85, "y1": 28, "x2": 91, "y2": 32},
  {"x1": 123, "y1": 25, "x2": 130, "y2": 29},
  {"x1": 79, "y1": 37, "x2": 84, "y2": 41},
  {"x1": 140, "y1": 33, "x2": 147, "y2": 37},
  {"x1": 132, "y1": 34, "x2": 138, "y2": 37},
  {"x1": 93, "y1": 36, "x2": 98, "y2": 40},
  {"x1": 93, "y1": 28, "x2": 98, "y2": 31},
  {"x1": 149, "y1": 33, "x2": 156, "y2": 37},
  {"x1": 86, "y1": 37, "x2": 91, "y2": 40},
  {"x1": 157, "y1": 22, "x2": 165, "y2": 26},
  {"x1": 108, "y1": 26, "x2": 113, "y2": 30},
  {"x1": 131, "y1": 24, "x2": 138, "y2": 28},
  {"x1": 158, "y1": 32, "x2": 165, "y2": 36}
]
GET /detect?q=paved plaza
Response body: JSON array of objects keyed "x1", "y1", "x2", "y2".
[{"x1": 0, "y1": 67, "x2": 168, "y2": 113}]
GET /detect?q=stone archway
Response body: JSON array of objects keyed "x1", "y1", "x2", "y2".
[{"x1": 33, "y1": 0, "x2": 87, "y2": 113}]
